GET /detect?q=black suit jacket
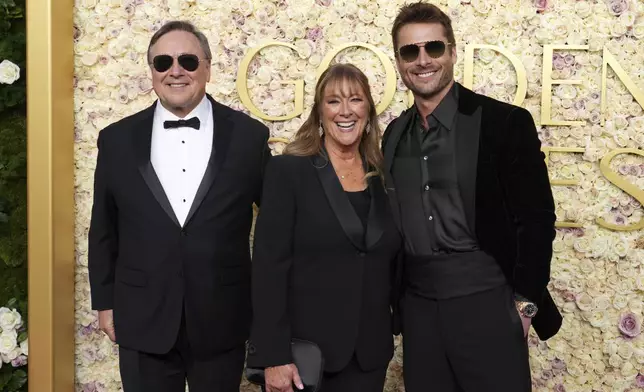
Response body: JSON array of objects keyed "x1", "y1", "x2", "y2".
[
  {"x1": 246, "y1": 154, "x2": 402, "y2": 372},
  {"x1": 382, "y1": 83, "x2": 562, "y2": 340},
  {"x1": 88, "y1": 94, "x2": 271, "y2": 357}
]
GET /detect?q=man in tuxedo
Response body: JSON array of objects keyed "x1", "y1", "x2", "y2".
[
  {"x1": 382, "y1": 3, "x2": 562, "y2": 391},
  {"x1": 88, "y1": 21, "x2": 271, "y2": 392}
]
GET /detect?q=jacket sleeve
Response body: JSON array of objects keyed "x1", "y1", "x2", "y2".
[
  {"x1": 254, "y1": 124, "x2": 272, "y2": 207},
  {"x1": 88, "y1": 130, "x2": 119, "y2": 310},
  {"x1": 247, "y1": 156, "x2": 296, "y2": 368},
  {"x1": 499, "y1": 107, "x2": 556, "y2": 305}
]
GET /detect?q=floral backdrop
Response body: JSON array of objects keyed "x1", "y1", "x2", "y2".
[{"x1": 72, "y1": 0, "x2": 644, "y2": 391}]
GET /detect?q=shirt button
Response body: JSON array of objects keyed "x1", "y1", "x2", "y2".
[
  {"x1": 428, "y1": 215, "x2": 434, "y2": 221},
  {"x1": 183, "y1": 199, "x2": 186, "y2": 202},
  {"x1": 182, "y1": 169, "x2": 186, "y2": 172},
  {"x1": 424, "y1": 185, "x2": 430, "y2": 191},
  {"x1": 423, "y1": 156, "x2": 428, "y2": 160}
]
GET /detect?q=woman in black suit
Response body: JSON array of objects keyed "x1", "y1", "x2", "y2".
[{"x1": 246, "y1": 63, "x2": 402, "y2": 392}]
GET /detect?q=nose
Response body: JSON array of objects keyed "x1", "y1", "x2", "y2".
[
  {"x1": 416, "y1": 46, "x2": 432, "y2": 67},
  {"x1": 169, "y1": 58, "x2": 183, "y2": 77},
  {"x1": 339, "y1": 100, "x2": 352, "y2": 117}
]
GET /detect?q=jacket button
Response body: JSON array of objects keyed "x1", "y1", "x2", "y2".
[
  {"x1": 358, "y1": 252, "x2": 366, "y2": 257},
  {"x1": 180, "y1": 230, "x2": 187, "y2": 236},
  {"x1": 248, "y1": 343, "x2": 256, "y2": 355}
]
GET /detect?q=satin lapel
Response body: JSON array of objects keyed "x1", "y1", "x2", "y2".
[
  {"x1": 365, "y1": 177, "x2": 386, "y2": 250},
  {"x1": 383, "y1": 109, "x2": 414, "y2": 187},
  {"x1": 132, "y1": 103, "x2": 181, "y2": 227},
  {"x1": 314, "y1": 155, "x2": 366, "y2": 251},
  {"x1": 184, "y1": 96, "x2": 233, "y2": 226},
  {"x1": 454, "y1": 102, "x2": 482, "y2": 234},
  {"x1": 383, "y1": 109, "x2": 414, "y2": 232}
]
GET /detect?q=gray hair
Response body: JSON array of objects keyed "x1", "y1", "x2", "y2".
[{"x1": 147, "y1": 20, "x2": 212, "y2": 64}]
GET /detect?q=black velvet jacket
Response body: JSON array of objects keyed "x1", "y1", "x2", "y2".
[{"x1": 382, "y1": 83, "x2": 562, "y2": 340}]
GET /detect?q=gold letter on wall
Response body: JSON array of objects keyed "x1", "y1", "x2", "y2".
[
  {"x1": 236, "y1": 42, "x2": 304, "y2": 121},
  {"x1": 601, "y1": 48, "x2": 644, "y2": 126},
  {"x1": 463, "y1": 44, "x2": 527, "y2": 106},
  {"x1": 316, "y1": 43, "x2": 397, "y2": 115},
  {"x1": 541, "y1": 45, "x2": 588, "y2": 126},
  {"x1": 597, "y1": 148, "x2": 644, "y2": 231},
  {"x1": 541, "y1": 147, "x2": 586, "y2": 228}
]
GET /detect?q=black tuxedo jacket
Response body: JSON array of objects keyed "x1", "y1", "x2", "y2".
[
  {"x1": 88, "y1": 94, "x2": 271, "y2": 357},
  {"x1": 246, "y1": 154, "x2": 403, "y2": 372},
  {"x1": 382, "y1": 84, "x2": 562, "y2": 340}
]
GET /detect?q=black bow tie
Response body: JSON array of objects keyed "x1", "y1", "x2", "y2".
[{"x1": 164, "y1": 117, "x2": 200, "y2": 130}]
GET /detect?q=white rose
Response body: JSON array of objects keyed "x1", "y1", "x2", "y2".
[
  {"x1": 621, "y1": 361, "x2": 637, "y2": 377},
  {"x1": 20, "y1": 339, "x2": 27, "y2": 356},
  {"x1": 0, "y1": 60, "x2": 21, "y2": 85},
  {"x1": 576, "y1": 292, "x2": 593, "y2": 311},
  {"x1": 0, "y1": 331, "x2": 17, "y2": 355},
  {"x1": 0, "y1": 308, "x2": 21, "y2": 332},
  {"x1": 593, "y1": 295, "x2": 611, "y2": 310},
  {"x1": 574, "y1": 1, "x2": 592, "y2": 18}
]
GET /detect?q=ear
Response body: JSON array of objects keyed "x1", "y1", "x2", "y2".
[{"x1": 450, "y1": 45, "x2": 457, "y2": 65}]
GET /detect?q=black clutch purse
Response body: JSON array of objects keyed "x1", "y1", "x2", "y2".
[{"x1": 246, "y1": 339, "x2": 324, "y2": 392}]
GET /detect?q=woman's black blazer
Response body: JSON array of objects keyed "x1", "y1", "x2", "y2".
[{"x1": 246, "y1": 154, "x2": 402, "y2": 373}]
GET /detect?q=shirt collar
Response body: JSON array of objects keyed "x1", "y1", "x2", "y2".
[
  {"x1": 155, "y1": 94, "x2": 210, "y2": 128},
  {"x1": 414, "y1": 82, "x2": 459, "y2": 131}
]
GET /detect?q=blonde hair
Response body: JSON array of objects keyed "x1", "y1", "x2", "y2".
[{"x1": 283, "y1": 63, "x2": 383, "y2": 179}]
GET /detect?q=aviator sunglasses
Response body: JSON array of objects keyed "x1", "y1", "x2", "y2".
[
  {"x1": 151, "y1": 54, "x2": 207, "y2": 72},
  {"x1": 397, "y1": 40, "x2": 452, "y2": 63}
]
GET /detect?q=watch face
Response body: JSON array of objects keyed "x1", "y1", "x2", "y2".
[{"x1": 523, "y1": 303, "x2": 538, "y2": 317}]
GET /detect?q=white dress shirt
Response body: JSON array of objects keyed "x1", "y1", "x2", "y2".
[{"x1": 151, "y1": 96, "x2": 213, "y2": 227}]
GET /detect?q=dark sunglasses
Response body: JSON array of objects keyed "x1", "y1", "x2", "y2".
[
  {"x1": 151, "y1": 54, "x2": 207, "y2": 72},
  {"x1": 397, "y1": 40, "x2": 452, "y2": 63}
]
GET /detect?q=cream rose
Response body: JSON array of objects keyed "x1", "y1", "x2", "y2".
[
  {"x1": 0, "y1": 331, "x2": 17, "y2": 355},
  {"x1": 0, "y1": 308, "x2": 21, "y2": 332},
  {"x1": 0, "y1": 60, "x2": 20, "y2": 85}
]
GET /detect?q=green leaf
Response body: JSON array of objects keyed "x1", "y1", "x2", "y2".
[{"x1": 6, "y1": 368, "x2": 28, "y2": 391}]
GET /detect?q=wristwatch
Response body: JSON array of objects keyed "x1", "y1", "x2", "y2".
[{"x1": 516, "y1": 301, "x2": 538, "y2": 318}]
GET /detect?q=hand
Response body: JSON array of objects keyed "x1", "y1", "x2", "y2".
[
  {"x1": 98, "y1": 309, "x2": 116, "y2": 342},
  {"x1": 519, "y1": 313, "x2": 532, "y2": 339},
  {"x1": 265, "y1": 363, "x2": 303, "y2": 392}
]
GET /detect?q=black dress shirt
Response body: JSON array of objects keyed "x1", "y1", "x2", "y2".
[{"x1": 393, "y1": 83, "x2": 478, "y2": 255}]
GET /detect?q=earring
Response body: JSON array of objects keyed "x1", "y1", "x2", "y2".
[
  {"x1": 319, "y1": 124, "x2": 323, "y2": 136},
  {"x1": 365, "y1": 121, "x2": 371, "y2": 134}
]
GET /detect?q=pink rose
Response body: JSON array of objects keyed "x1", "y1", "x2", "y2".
[
  {"x1": 619, "y1": 312, "x2": 641, "y2": 338},
  {"x1": 635, "y1": 374, "x2": 644, "y2": 387},
  {"x1": 11, "y1": 354, "x2": 27, "y2": 367},
  {"x1": 315, "y1": 0, "x2": 332, "y2": 6},
  {"x1": 608, "y1": 0, "x2": 629, "y2": 15},
  {"x1": 553, "y1": 54, "x2": 566, "y2": 70},
  {"x1": 554, "y1": 384, "x2": 565, "y2": 392},
  {"x1": 534, "y1": 0, "x2": 548, "y2": 12}
]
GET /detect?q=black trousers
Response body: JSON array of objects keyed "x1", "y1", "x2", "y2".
[
  {"x1": 402, "y1": 285, "x2": 531, "y2": 392},
  {"x1": 261, "y1": 354, "x2": 387, "y2": 392},
  {"x1": 320, "y1": 354, "x2": 387, "y2": 392},
  {"x1": 118, "y1": 310, "x2": 245, "y2": 392}
]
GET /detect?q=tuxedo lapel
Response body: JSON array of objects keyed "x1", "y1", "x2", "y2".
[
  {"x1": 184, "y1": 95, "x2": 234, "y2": 226},
  {"x1": 383, "y1": 109, "x2": 414, "y2": 232},
  {"x1": 132, "y1": 103, "x2": 181, "y2": 227},
  {"x1": 383, "y1": 109, "x2": 413, "y2": 187},
  {"x1": 314, "y1": 155, "x2": 366, "y2": 251},
  {"x1": 454, "y1": 86, "x2": 483, "y2": 233},
  {"x1": 365, "y1": 177, "x2": 386, "y2": 250}
]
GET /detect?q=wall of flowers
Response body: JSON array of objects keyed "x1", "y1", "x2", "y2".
[{"x1": 72, "y1": 0, "x2": 644, "y2": 391}]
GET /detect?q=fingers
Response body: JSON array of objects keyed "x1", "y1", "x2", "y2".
[
  {"x1": 105, "y1": 327, "x2": 116, "y2": 342},
  {"x1": 291, "y1": 366, "x2": 304, "y2": 390}
]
